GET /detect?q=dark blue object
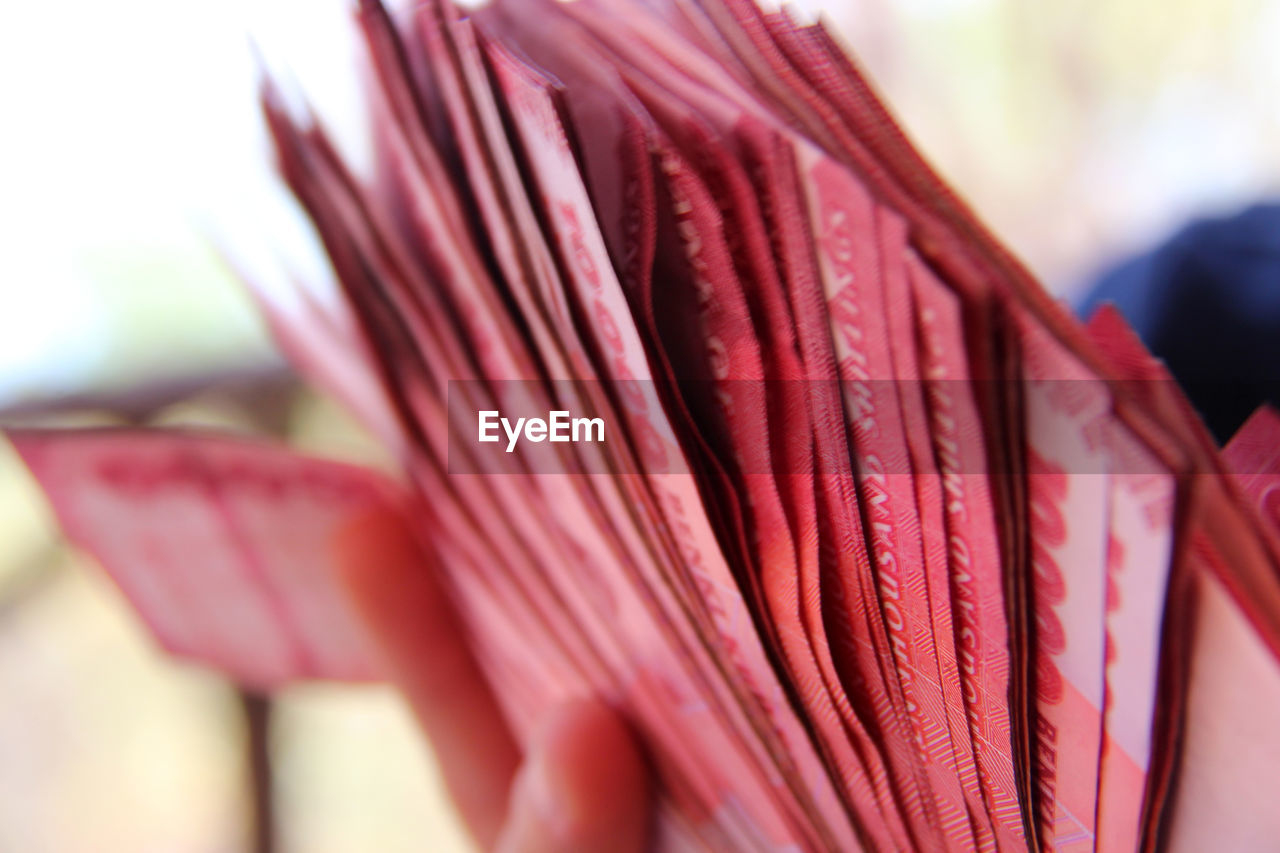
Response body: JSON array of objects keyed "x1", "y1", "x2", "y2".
[{"x1": 1079, "y1": 203, "x2": 1280, "y2": 444}]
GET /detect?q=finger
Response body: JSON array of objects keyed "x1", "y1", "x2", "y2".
[
  {"x1": 496, "y1": 699, "x2": 651, "y2": 853},
  {"x1": 333, "y1": 507, "x2": 520, "y2": 850}
]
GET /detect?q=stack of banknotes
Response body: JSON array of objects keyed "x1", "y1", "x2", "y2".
[{"x1": 10, "y1": 0, "x2": 1280, "y2": 850}]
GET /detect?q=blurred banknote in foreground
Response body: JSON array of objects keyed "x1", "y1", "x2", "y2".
[{"x1": 10, "y1": 1, "x2": 1280, "y2": 850}]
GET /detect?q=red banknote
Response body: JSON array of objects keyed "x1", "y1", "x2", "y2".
[{"x1": 8, "y1": 1, "x2": 1280, "y2": 850}]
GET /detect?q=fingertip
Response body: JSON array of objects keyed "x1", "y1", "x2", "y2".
[
  {"x1": 543, "y1": 699, "x2": 650, "y2": 833},
  {"x1": 501, "y1": 699, "x2": 651, "y2": 853},
  {"x1": 330, "y1": 505, "x2": 521, "y2": 848},
  {"x1": 332, "y1": 505, "x2": 429, "y2": 608}
]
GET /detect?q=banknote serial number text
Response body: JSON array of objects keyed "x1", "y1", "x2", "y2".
[{"x1": 478, "y1": 411, "x2": 606, "y2": 452}]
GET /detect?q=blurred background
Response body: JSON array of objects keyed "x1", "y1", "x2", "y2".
[{"x1": 0, "y1": 0, "x2": 1277, "y2": 849}]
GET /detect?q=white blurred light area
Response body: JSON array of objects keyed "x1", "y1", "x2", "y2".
[{"x1": 0, "y1": 0, "x2": 368, "y2": 408}]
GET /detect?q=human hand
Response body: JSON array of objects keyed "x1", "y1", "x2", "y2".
[{"x1": 333, "y1": 509, "x2": 652, "y2": 852}]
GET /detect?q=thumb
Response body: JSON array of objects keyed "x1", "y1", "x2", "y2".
[
  {"x1": 496, "y1": 699, "x2": 651, "y2": 853},
  {"x1": 333, "y1": 506, "x2": 519, "y2": 848}
]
